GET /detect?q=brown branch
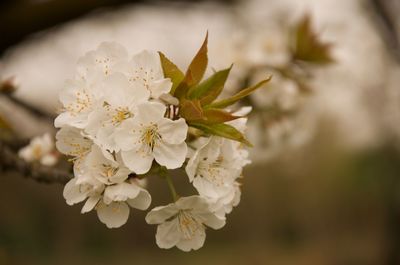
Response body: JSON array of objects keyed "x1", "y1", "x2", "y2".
[{"x1": 0, "y1": 141, "x2": 72, "y2": 185}]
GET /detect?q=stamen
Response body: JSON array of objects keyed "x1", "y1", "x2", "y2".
[
  {"x1": 139, "y1": 123, "x2": 161, "y2": 153},
  {"x1": 101, "y1": 164, "x2": 118, "y2": 178},
  {"x1": 178, "y1": 210, "x2": 203, "y2": 239},
  {"x1": 198, "y1": 156, "x2": 226, "y2": 186},
  {"x1": 111, "y1": 107, "x2": 132, "y2": 125},
  {"x1": 65, "y1": 90, "x2": 92, "y2": 116}
]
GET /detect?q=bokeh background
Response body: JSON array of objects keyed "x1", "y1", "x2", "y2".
[{"x1": 1, "y1": 0, "x2": 400, "y2": 264}]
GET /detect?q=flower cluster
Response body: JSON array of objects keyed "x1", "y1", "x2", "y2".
[
  {"x1": 18, "y1": 133, "x2": 58, "y2": 166},
  {"x1": 55, "y1": 36, "x2": 269, "y2": 251}
]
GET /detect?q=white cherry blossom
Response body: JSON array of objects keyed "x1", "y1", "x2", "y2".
[
  {"x1": 18, "y1": 133, "x2": 58, "y2": 166},
  {"x1": 55, "y1": 126, "x2": 92, "y2": 171},
  {"x1": 115, "y1": 102, "x2": 188, "y2": 174},
  {"x1": 64, "y1": 174, "x2": 151, "y2": 228},
  {"x1": 76, "y1": 42, "x2": 128, "y2": 82},
  {"x1": 85, "y1": 72, "x2": 149, "y2": 152},
  {"x1": 209, "y1": 181, "x2": 242, "y2": 219},
  {"x1": 63, "y1": 176, "x2": 104, "y2": 211},
  {"x1": 115, "y1": 50, "x2": 172, "y2": 99},
  {"x1": 52, "y1": 40, "x2": 254, "y2": 245},
  {"x1": 145, "y1": 195, "x2": 225, "y2": 251},
  {"x1": 186, "y1": 137, "x2": 243, "y2": 200},
  {"x1": 81, "y1": 145, "x2": 131, "y2": 185},
  {"x1": 97, "y1": 179, "x2": 152, "y2": 228},
  {"x1": 54, "y1": 78, "x2": 101, "y2": 129}
]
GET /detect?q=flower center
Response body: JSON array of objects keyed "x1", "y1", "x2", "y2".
[
  {"x1": 198, "y1": 156, "x2": 226, "y2": 186},
  {"x1": 65, "y1": 90, "x2": 92, "y2": 116},
  {"x1": 128, "y1": 67, "x2": 155, "y2": 91},
  {"x1": 32, "y1": 145, "x2": 43, "y2": 160},
  {"x1": 140, "y1": 123, "x2": 161, "y2": 152},
  {"x1": 67, "y1": 142, "x2": 90, "y2": 158},
  {"x1": 178, "y1": 210, "x2": 203, "y2": 240},
  {"x1": 101, "y1": 164, "x2": 118, "y2": 178},
  {"x1": 112, "y1": 107, "x2": 132, "y2": 125}
]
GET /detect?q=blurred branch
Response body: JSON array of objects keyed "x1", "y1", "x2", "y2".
[
  {"x1": 0, "y1": 0, "x2": 235, "y2": 55},
  {"x1": 2, "y1": 93, "x2": 55, "y2": 120},
  {"x1": 0, "y1": 141, "x2": 72, "y2": 185},
  {"x1": 369, "y1": 0, "x2": 400, "y2": 62},
  {"x1": 1, "y1": 78, "x2": 54, "y2": 120}
]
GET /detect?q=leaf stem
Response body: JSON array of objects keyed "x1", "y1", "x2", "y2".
[{"x1": 164, "y1": 173, "x2": 179, "y2": 202}]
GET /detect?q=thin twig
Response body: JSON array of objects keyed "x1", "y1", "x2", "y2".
[{"x1": 165, "y1": 174, "x2": 179, "y2": 202}]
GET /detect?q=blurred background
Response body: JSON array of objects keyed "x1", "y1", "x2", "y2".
[{"x1": 1, "y1": 0, "x2": 400, "y2": 264}]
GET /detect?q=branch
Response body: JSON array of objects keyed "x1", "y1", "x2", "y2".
[
  {"x1": 1, "y1": 78, "x2": 55, "y2": 120},
  {"x1": 3, "y1": 94, "x2": 55, "y2": 120},
  {"x1": 0, "y1": 141, "x2": 72, "y2": 185}
]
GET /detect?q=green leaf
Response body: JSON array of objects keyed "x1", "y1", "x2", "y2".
[
  {"x1": 291, "y1": 15, "x2": 334, "y2": 64},
  {"x1": 187, "y1": 66, "x2": 232, "y2": 105},
  {"x1": 179, "y1": 99, "x2": 204, "y2": 121},
  {"x1": 205, "y1": 76, "x2": 272, "y2": 109},
  {"x1": 158, "y1": 52, "x2": 185, "y2": 94},
  {"x1": 174, "y1": 33, "x2": 209, "y2": 98},
  {"x1": 190, "y1": 123, "x2": 252, "y2": 146}
]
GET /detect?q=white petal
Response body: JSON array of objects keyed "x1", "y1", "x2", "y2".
[
  {"x1": 192, "y1": 177, "x2": 223, "y2": 199},
  {"x1": 102, "y1": 73, "x2": 131, "y2": 106},
  {"x1": 127, "y1": 188, "x2": 151, "y2": 210},
  {"x1": 155, "y1": 219, "x2": 180, "y2": 249},
  {"x1": 18, "y1": 147, "x2": 33, "y2": 162},
  {"x1": 102, "y1": 73, "x2": 149, "y2": 106},
  {"x1": 136, "y1": 102, "x2": 166, "y2": 123},
  {"x1": 153, "y1": 142, "x2": 187, "y2": 169},
  {"x1": 230, "y1": 183, "x2": 242, "y2": 209},
  {"x1": 130, "y1": 177, "x2": 148, "y2": 189},
  {"x1": 159, "y1": 93, "x2": 179, "y2": 106},
  {"x1": 151, "y1": 78, "x2": 172, "y2": 99},
  {"x1": 63, "y1": 178, "x2": 88, "y2": 205},
  {"x1": 121, "y1": 150, "x2": 154, "y2": 174},
  {"x1": 108, "y1": 167, "x2": 131, "y2": 184},
  {"x1": 130, "y1": 80, "x2": 152, "y2": 103},
  {"x1": 185, "y1": 152, "x2": 199, "y2": 182},
  {"x1": 158, "y1": 118, "x2": 188, "y2": 144},
  {"x1": 40, "y1": 154, "x2": 57, "y2": 166},
  {"x1": 77, "y1": 42, "x2": 128, "y2": 78},
  {"x1": 175, "y1": 196, "x2": 208, "y2": 211},
  {"x1": 202, "y1": 213, "x2": 226, "y2": 230},
  {"x1": 104, "y1": 182, "x2": 141, "y2": 203},
  {"x1": 85, "y1": 107, "x2": 108, "y2": 138},
  {"x1": 81, "y1": 195, "x2": 101, "y2": 213},
  {"x1": 131, "y1": 50, "x2": 163, "y2": 78},
  {"x1": 175, "y1": 228, "x2": 206, "y2": 252},
  {"x1": 55, "y1": 112, "x2": 87, "y2": 129},
  {"x1": 40, "y1": 133, "x2": 54, "y2": 153},
  {"x1": 145, "y1": 204, "x2": 178, "y2": 224},
  {"x1": 114, "y1": 119, "x2": 139, "y2": 151},
  {"x1": 96, "y1": 201, "x2": 130, "y2": 228},
  {"x1": 55, "y1": 126, "x2": 91, "y2": 156}
]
